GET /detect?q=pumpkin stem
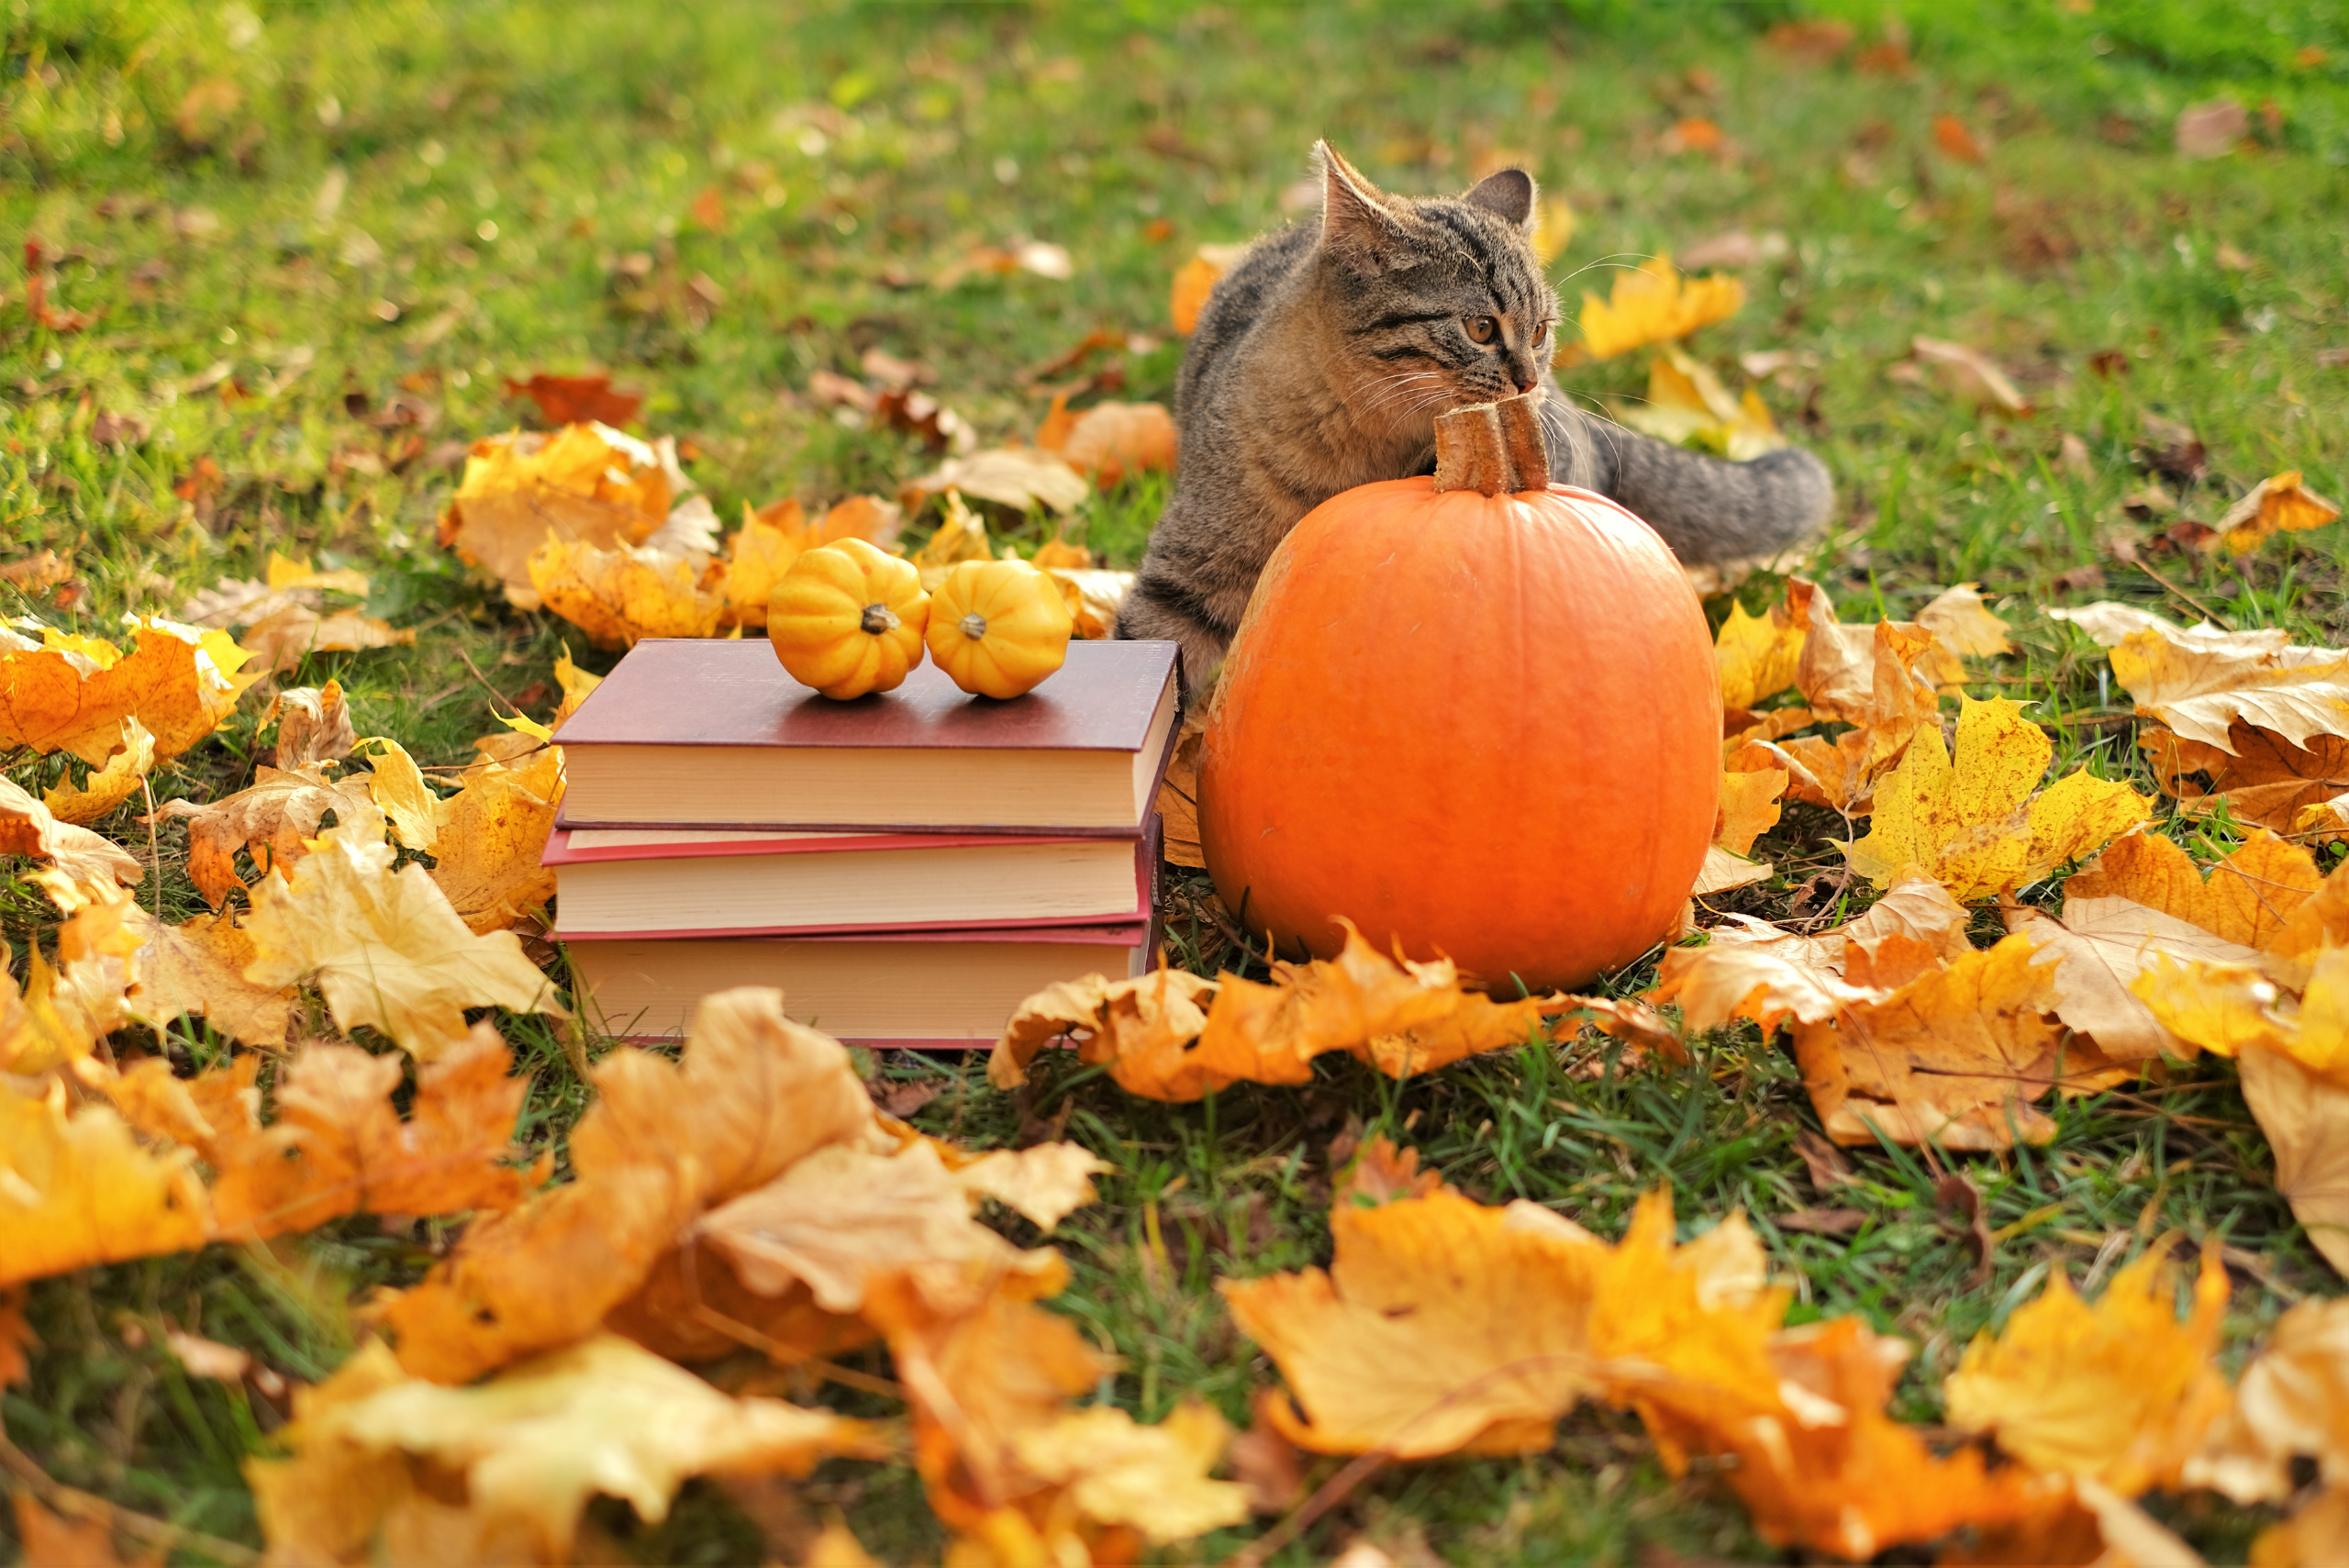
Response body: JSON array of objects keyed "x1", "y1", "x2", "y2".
[
  {"x1": 959, "y1": 612, "x2": 988, "y2": 640},
  {"x1": 860, "y1": 603, "x2": 900, "y2": 635},
  {"x1": 1433, "y1": 389, "x2": 1550, "y2": 495}
]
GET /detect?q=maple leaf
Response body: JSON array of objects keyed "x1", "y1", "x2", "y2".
[
  {"x1": 2049, "y1": 603, "x2": 2349, "y2": 752},
  {"x1": 1714, "y1": 766, "x2": 1787, "y2": 856},
  {"x1": 0, "y1": 615, "x2": 258, "y2": 765},
  {"x1": 2133, "y1": 945, "x2": 2349, "y2": 1083},
  {"x1": 1793, "y1": 931, "x2": 2065, "y2": 1148},
  {"x1": 528, "y1": 535, "x2": 725, "y2": 650},
  {"x1": 426, "y1": 743, "x2": 563, "y2": 934},
  {"x1": 1794, "y1": 601, "x2": 1943, "y2": 770},
  {"x1": 1649, "y1": 872, "x2": 1973, "y2": 1035},
  {"x1": 1, "y1": 893, "x2": 142, "y2": 1075},
  {"x1": 717, "y1": 495, "x2": 906, "y2": 627},
  {"x1": 2210, "y1": 470, "x2": 2340, "y2": 554},
  {"x1": 41, "y1": 717, "x2": 154, "y2": 826},
  {"x1": 1035, "y1": 398, "x2": 1178, "y2": 489},
  {"x1": 1943, "y1": 1245, "x2": 2232, "y2": 1496},
  {"x1": 2239, "y1": 1044, "x2": 2349, "y2": 1278},
  {"x1": 239, "y1": 605, "x2": 415, "y2": 674},
  {"x1": 1008, "y1": 1402, "x2": 1251, "y2": 1547},
  {"x1": 550, "y1": 643, "x2": 605, "y2": 729},
  {"x1": 159, "y1": 1028, "x2": 545, "y2": 1240},
  {"x1": 0, "y1": 774, "x2": 143, "y2": 910},
  {"x1": 121, "y1": 906, "x2": 293, "y2": 1047},
  {"x1": 1170, "y1": 243, "x2": 1248, "y2": 335},
  {"x1": 385, "y1": 987, "x2": 872, "y2": 1383},
  {"x1": 1577, "y1": 256, "x2": 1745, "y2": 359},
  {"x1": 1714, "y1": 579, "x2": 1814, "y2": 711},
  {"x1": 353, "y1": 736, "x2": 450, "y2": 852},
  {"x1": 269, "y1": 681, "x2": 356, "y2": 769},
  {"x1": 899, "y1": 447, "x2": 1089, "y2": 518},
  {"x1": 1844, "y1": 695, "x2": 2150, "y2": 901},
  {"x1": 504, "y1": 371, "x2": 644, "y2": 428},
  {"x1": 437, "y1": 424, "x2": 678, "y2": 604},
  {"x1": 1046, "y1": 564, "x2": 1135, "y2": 640},
  {"x1": 150, "y1": 763, "x2": 376, "y2": 909},
  {"x1": 695, "y1": 1141, "x2": 1065, "y2": 1318},
  {"x1": 0, "y1": 1073, "x2": 207, "y2": 1287},
  {"x1": 251, "y1": 1334, "x2": 874, "y2": 1564},
  {"x1": 2142, "y1": 722, "x2": 2349, "y2": 837},
  {"x1": 1610, "y1": 345, "x2": 1784, "y2": 461},
  {"x1": 2188, "y1": 1296, "x2": 2349, "y2": 1503},
  {"x1": 243, "y1": 813, "x2": 562, "y2": 1060}
]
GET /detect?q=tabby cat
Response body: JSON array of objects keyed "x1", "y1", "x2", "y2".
[{"x1": 1116, "y1": 142, "x2": 1831, "y2": 683}]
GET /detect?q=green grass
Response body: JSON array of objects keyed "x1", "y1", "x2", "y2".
[{"x1": 5, "y1": 0, "x2": 2347, "y2": 1562}]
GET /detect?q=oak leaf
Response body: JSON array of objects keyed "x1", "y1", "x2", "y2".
[
  {"x1": 1943, "y1": 1245, "x2": 2231, "y2": 1496},
  {"x1": 1844, "y1": 695, "x2": 2150, "y2": 901},
  {"x1": 150, "y1": 763, "x2": 376, "y2": 909},
  {"x1": 0, "y1": 1073, "x2": 207, "y2": 1287},
  {"x1": 1578, "y1": 257, "x2": 1744, "y2": 360},
  {"x1": 438, "y1": 423, "x2": 680, "y2": 604},
  {"x1": 2048, "y1": 603, "x2": 2349, "y2": 752},
  {"x1": 1792, "y1": 932, "x2": 2065, "y2": 1148},
  {"x1": 1034, "y1": 398, "x2": 1177, "y2": 488},
  {"x1": 426, "y1": 743, "x2": 563, "y2": 934},
  {"x1": 528, "y1": 535, "x2": 725, "y2": 649},
  {"x1": 254, "y1": 1334, "x2": 874, "y2": 1563},
  {"x1": 384, "y1": 987, "x2": 872, "y2": 1383},
  {"x1": 2211, "y1": 470, "x2": 2340, "y2": 555},
  {"x1": 122, "y1": 906, "x2": 293, "y2": 1047},
  {"x1": 242, "y1": 812, "x2": 562, "y2": 1060},
  {"x1": 0, "y1": 615, "x2": 259, "y2": 766},
  {"x1": 42, "y1": 717, "x2": 154, "y2": 825},
  {"x1": 2142, "y1": 722, "x2": 2349, "y2": 837}
]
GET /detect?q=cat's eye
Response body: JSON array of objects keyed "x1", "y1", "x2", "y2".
[
  {"x1": 1531, "y1": 321, "x2": 1550, "y2": 347},
  {"x1": 1465, "y1": 316, "x2": 1498, "y2": 345}
]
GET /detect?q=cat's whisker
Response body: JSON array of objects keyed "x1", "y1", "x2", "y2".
[{"x1": 1559, "y1": 252, "x2": 1659, "y2": 285}]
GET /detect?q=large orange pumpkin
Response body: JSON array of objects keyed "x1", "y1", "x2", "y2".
[{"x1": 1197, "y1": 394, "x2": 1719, "y2": 991}]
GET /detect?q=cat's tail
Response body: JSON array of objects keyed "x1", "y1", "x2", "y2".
[{"x1": 1547, "y1": 401, "x2": 1832, "y2": 568}]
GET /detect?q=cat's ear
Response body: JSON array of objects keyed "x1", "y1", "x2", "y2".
[
  {"x1": 1313, "y1": 140, "x2": 1414, "y2": 273},
  {"x1": 1464, "y1": 167, "x2": 1537, "y2": 231}
]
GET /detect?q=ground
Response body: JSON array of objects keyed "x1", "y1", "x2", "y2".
[{"x1": 3, "y1": 0, "x2": 2346, "y2": 1562}]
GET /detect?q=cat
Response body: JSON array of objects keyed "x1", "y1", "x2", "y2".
[{"x1": 1116, "y1": 141, "x2": 1832, "y2": 685}]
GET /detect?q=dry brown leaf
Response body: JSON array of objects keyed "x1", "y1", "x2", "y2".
[
  {"x1": 240, "y1": 606, "x2": 415, "y2": 674},
  {"x1": 528, "y1": 536, "x2": 725, "y2": 649},
  {"x1": 1154, "y1": 703, "x2": 1208, "y2": 869},
  {"x1": 1795, "y1": 604, "x2": 1942, "y2": 770},
  {"x1": 1715, "y1": 767, "x2": 1787, "y2": 856},
  {"x1": 504, "y1": 372, "x2": 643, "y2": 428},
  {"x1": 2188, "y1": 1296, "x2": 2349, "y2": 1502},
  {"x1": 2049, "y1": 604, "x2": 2349, "y2": 752},
  {"x1": 243, "y1": 813, "x2": 562, "y2": 1060},
  {"x1": 2239, "y1": 1044, "x2": 2349, "y2": 1278},
  {"x1": 42, "y1": 717, "x2": 154, "y2": 826},
  {"x1": 2142, "y1": 723, "x2": 2349, "y2": 838},
  {"x1": 1944, "y1": 1246, "x2": 2231, "y2": 1496},
  {"x1": 385, "y1": 987, "x2": 872, "y2": 1383},
  {"x1": 271, "y1": 682, "x2": 355, "y2": 769},
  {"x1": 122, "y1": 906, "x2": 292, "y2": 1048},
  {"x1": 2212, "y1": 470, "x2": 2341, "y2": 554},
  {"x1": 0, "y1": 615, "x2": 260, "y2": 765},
  {"x1": 0, "y1": 1073, "x2": 208, "y2": 1287},
  {"x1": 427, "y1": 743, "x2": 563, "y2": 934},
  {"x1": 1034, "y1": 399, "x2": 1177, "y2": 489},
  {"x1": 150, "y1": 763, "x2": 376, "y2": 909},
  {"x1": 1911, "y1": 336, "x2": 2031, "y2": 413},
  {"x1": 0, "y1": 774, "x2": 144, "y2": 908},
  {"x1": 436, "y1": 423, "x2": 675, "y2": 604},
  {"x1": 1792, "y1": 932, "x2": 2065, "y2": 1148},
  {"x1": 1845, "y1": 695, "x2": 2150, "y2": 901},
  {"x1": 251, "y1": 1334, "x2": 874, "y2": 1564},
  {"x1": 899, "y1": 447, "x2": 1089, "y2": 517}
]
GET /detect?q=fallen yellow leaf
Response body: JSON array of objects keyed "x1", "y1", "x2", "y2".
[
  {"x1": 528, "y1": 535, "x2": 726, "y2": 649},
  {"x1": 437, "y1": 423, "x2": 676, "y2": 604},
  {"x1": 2049, "y1": 603, "x2": 2349, "y2": 753},
  {"x1": 2188, "y1": 1296, "x2": 2349, "y2": 1502},
  {"x1": 150, "y1": 763, "x2": 376, "y2": 909},
  {"x1": 0, "y1": 1073, "x2": 208, "y2": 1287},
  {"x1": 122, "y1": 905, "x2": 293, "y2": 1048},
  {"x1": 1714, "y1": 579, "x2": 1815, "y2": 711},
  {"x1": 1578, "y1": 256, "x2": 1745, "y2": 360},
  {"x1": 41, "y1": 717, "x2": 154, "y2": 826},
  {"x1": 2212, "y1": 470, "x2": 2341, "y2": 554},
  {"x1": 1844, "y1": 695, "x2": 2150, "y2": 901},
  {"x1": 1715, "y1": 767, "x2": 1787, "y2": 856},
  {"x1": 426, "y1": 743, "x2": 563, "y2": 934},
  {"x1": 1944, "y1": 1245, "x2": 2232, "y2": 1496},
  {"x1": 0, "y1": 615, "x2": 258, "y2": 765},
  {"x1": 2239, "y1": 1044, "x2": 2349, "y2": 1278}
]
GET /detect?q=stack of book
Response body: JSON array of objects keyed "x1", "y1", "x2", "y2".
[{"x1": 548, "y1": 637, "x2": 1179, "y2": 1045}]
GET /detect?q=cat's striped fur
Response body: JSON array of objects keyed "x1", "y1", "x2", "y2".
[{"x1": 1116, "y1": 143, "x2": 1832, "y2": 685}]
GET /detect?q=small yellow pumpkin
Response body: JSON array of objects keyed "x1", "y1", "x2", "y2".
[
  {"x1": 925, "y1": 558, "x2": 1074, "y2": 699},
  {"x1": 767, "y1": 539, "x2": 930, "y2": 699}
]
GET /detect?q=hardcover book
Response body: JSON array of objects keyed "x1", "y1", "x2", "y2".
[
  {"x1": 547, "y1": 821, "x2": 1160, "y2": 939},
  {"x1": 555, "y1": 638, "x2": 1181, "y2": 834}
]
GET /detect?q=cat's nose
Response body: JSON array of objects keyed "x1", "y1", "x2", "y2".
[{"x1": 1513, "y1": 373, "x2": 1538, "y2": 394}]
